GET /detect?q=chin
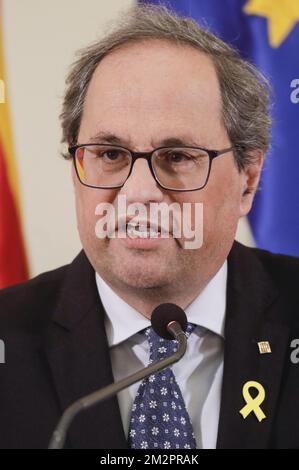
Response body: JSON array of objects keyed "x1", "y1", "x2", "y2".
[
  {"x1": 123, "y1": 278, "x2": 167, "y2": 290},
  {"x1": 111, "y1": 261, "x2": 172, "y2": 290}
]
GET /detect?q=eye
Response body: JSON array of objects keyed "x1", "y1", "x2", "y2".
[
  {"x1": 159, "y1": 151, "x2": 193, "y2": 165},
  {"x1": 102, "y1": 149, "x2": 123, "y2": 161},
  {"x1": 92, "y1": 147, "x2": 129, "y2": 164},
  {"x1": 167, "y1": 152, "x2": 191, "y2": 163}
]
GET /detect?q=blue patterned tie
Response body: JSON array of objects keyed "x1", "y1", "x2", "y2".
[{"x1": 128, "y1": 323, "x2": 197, "y2": 450}]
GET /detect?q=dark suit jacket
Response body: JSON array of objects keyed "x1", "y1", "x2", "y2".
[{"x1": 0, "y1": 241, "x2": 299, "y2": 449}]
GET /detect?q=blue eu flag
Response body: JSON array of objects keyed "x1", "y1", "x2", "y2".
[{"x1": 142, "y1": 0, "x2": 299, "y2": 256}]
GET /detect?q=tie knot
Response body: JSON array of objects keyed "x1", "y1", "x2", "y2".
[{"x1": 145, "y1": 323, "x2": 195, "y2": 362}]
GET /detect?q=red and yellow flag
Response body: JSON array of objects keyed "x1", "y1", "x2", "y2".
[{"x1": 0, "y1": 3, "x2": 28, "y2": 288}]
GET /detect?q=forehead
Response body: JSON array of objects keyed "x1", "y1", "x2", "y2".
[{"x1": 80, "y1": 39, "x2": 224, "y2": 147}]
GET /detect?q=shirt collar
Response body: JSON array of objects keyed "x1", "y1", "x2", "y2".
[
  {"x1": 185, "y1": 260, "x2": 227, "y2": 338},
  {"x1": 96, "y1": 260, "x2": 227, "y2": 347}
]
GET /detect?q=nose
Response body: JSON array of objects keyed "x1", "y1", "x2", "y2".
[{"x1": 119, "y1": 157, "x2": 164, "y2": 205}]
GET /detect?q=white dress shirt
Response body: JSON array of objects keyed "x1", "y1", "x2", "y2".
[{"x1": 96, "y1": 261, "x2": 227, "y2": 449}]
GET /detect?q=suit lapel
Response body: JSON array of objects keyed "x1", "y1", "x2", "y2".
[
  {"x1": 217, "y1": 242, "x2": 290, "y2": 449},
  {"x1": 42, "y1": 243, "x2": 290, "y2": 449},
  {"x1": 43, "y1": 251, "x2": 127, "y2": 449}
]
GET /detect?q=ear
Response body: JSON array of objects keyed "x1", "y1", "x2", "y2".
[{"x1": 239, "y1": 150, "x2": 264, "y2": 217}]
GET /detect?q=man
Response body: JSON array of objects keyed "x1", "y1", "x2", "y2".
[{"x1": 0, "y1": 4, "x2": 298, "y2": 449}]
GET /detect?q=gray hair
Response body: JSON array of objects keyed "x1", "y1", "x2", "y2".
[{"x1": 61, "y1": 3, "x2": 271, "y2": 169}]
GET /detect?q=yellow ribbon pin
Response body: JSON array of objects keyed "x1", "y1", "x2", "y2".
[{"x1": 239, "y1": 381, "x2": 266, "y2": 422}]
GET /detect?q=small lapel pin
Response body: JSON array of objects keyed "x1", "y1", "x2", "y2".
[
  {"x1": 239, "y1": 381, "x2": 266, "y2": 422},
  {"x1": 258, "y1": 341, "x2": 272, "y2": 354}
]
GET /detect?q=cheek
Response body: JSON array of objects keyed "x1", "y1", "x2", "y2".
[
  {"x1": 205, "y1": 180, "x2": 243, "y2": 241},
  {"x1": 75, "y1": 184, "x2": 118, "y2": 230},
  {"x1": 189, "y1": 163, "x2": 243, "y2": 233},
  {"x1": 168, "y1": 168, "x2": 242, "y2": 227},
  {"x1": 208, "y1": 158, "x2": 242, "y2": 203}
]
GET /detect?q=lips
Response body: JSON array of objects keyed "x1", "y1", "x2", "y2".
[
  {"x1": 116, "y1": 217, "x2": 173, "y2": 239},
  {"x1": 126, "y1": 221, "x2": 160, "y2": 238}
]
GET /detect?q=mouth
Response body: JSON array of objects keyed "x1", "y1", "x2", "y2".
[
  {"x1": 114, "y1": 215, "x2": 172, "y2": 239},
  {"x1": 111, "y1": 218, "x2": 173, "y2": 250},
  {"x1": 125, "y1": 221, "x2": 162, "y2": 239}
]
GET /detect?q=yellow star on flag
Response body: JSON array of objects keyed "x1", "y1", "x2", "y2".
[{"x1": 244, "y1": 0, "x2": 299, "y2": 47}]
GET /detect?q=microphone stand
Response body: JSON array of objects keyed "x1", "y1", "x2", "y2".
[{"x1": 48, "y1": 321, "x2": 187, "y2": 449}]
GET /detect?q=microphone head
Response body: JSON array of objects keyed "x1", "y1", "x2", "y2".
[{"x1": 151, "y1": 303, "x2": 187, "y2": 340}]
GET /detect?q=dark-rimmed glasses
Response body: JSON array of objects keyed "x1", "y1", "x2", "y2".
[{"x1": 69, "y1": 144, "x2": 234, "y2": 192}]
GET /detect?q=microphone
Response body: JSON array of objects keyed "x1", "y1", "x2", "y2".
[{"x1": 48, "y1": 303, "x2": 188, "y2": 449}]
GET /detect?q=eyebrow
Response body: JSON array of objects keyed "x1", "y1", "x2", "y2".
[
  {"x1": 88, "y1": 132, "x2": 201, "y2": 148},
  {"x1": 89, "y1": 132, "x2": 128, "y2": 145},
  {"x1": 159, "y1": 137, "x2": 196, "y2": 147}
]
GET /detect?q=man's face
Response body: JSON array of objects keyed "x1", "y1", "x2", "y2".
[{"x1": 74, "y1": 40, "x2": 261, "y2": 301}]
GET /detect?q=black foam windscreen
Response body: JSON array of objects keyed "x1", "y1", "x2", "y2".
[{"x1": 151, "y1": 303, "x2": 187, "y2": 340}]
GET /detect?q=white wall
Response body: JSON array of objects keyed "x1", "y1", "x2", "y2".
[
  {"x1": 2, "y1": 0, "x2": 134, "y2": 276},
  {"x1": 2, "y1": 0, "x2": 253, "y2": 278}
]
